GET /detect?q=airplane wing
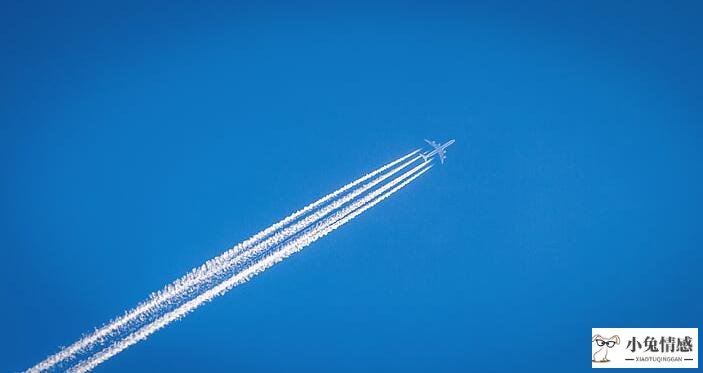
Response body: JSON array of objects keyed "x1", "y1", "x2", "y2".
[{"x1": 423, "y1": 138, "x2": 454, "y2": 165}]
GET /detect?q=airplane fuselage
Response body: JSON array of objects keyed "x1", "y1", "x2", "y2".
[
  {"x1": 425, "y1": 139, "x2": 455, "y2": 158},
  {"x1": 421, "y1": 139, "x2": 455, "y2": 163}
]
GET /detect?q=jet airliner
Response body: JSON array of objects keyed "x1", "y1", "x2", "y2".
[{"x1": 421, "y1": 139, "x2": 456, "y2": 164}]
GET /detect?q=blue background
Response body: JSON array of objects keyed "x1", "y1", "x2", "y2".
[{"x1": 2, "y1": 1, "x2": 702, "y2": 371}]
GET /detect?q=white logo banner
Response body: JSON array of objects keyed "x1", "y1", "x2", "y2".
[{"x1": 592, "y1": 328, "x2": 697, "y2": 368}]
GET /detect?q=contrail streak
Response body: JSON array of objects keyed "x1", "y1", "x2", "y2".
[
  {"x1": 171, "y1": 154, "x2": 424, "y2": 296},
  {"x1": 68, "y1": 163, "x2": 432, "y2": 373},
  {"x1": 27, "y1": 150, "x2": 421, "y2": 372}
]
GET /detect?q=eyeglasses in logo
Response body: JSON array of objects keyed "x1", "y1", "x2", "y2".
[
  {"x1": 593, "y1": 334, "x2": 621, "y2": 363},
  {"x1": 597, "y1": 340, "x2": 618, "y2": 348}
]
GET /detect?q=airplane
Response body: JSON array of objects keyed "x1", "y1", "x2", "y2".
[{"x1": 421, "y1": 139, "x2": 456, "y2": 164}]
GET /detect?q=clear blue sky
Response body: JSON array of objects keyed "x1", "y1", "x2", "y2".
[{"x1": 2, "y1": 1, "x2": 702, "y2": 372}]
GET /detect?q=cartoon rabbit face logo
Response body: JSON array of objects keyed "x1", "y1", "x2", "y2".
[{"x1": 592, "y1": 334, "x2": 620, "y2": 362}]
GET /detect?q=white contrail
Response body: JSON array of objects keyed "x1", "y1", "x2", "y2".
[
  {"x1": 68, "y1": 163, "x2": 432, "y2": 373},
  {"x1": 26, "y1": 150, "x2": 421, "y2": 373},
  {"x1": 130, "y1": 154, "x2": 424, "y2": 318},
  {"x1": 167, "y1": 154, "x2": 424, "y2": 296}
]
